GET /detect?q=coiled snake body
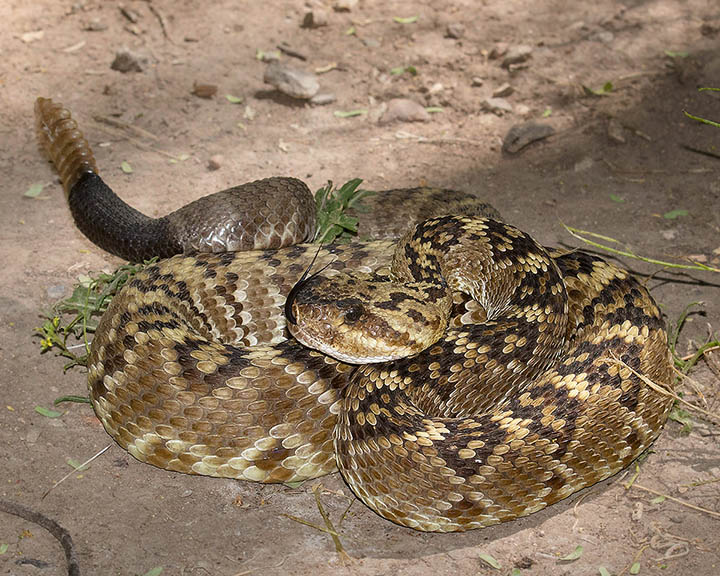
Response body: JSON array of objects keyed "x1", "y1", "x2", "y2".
[{"x1": 36, "y1": 98, "x2": 673, "y2": 532}]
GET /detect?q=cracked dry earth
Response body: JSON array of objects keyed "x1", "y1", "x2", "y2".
[{"x1": 1, "y1": 1, "x2": 719, "y2": 575}]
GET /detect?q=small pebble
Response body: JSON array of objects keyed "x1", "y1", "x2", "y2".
[
  {"x1": 482, "y1": 97, "x2": 513, "y2": 115},
  {"x1": 631, "y1": 501, "x2": 643, "y2": 522},
  {"x1": 263, "y1": 62, "x2": 320, "y2": 99},
  {"x1": 493, "y1": 83, "x2": 514, "y2": 97},
  {"x1": 302, "y1": 8, "x2": 329, "y2": 28},
  {"x1": 111, "y1": 48, "x2": 148, "y2": 73},
  {"x1": 502, "y1": 45, "x2": 533, "y2": 68},
  {"x1": 361, "y1": 37, "x2": 381, "y2": 48},
  {"x1": 333, "y1": 0, "x2": 358, "y2": 12},
  {"x1": 310, "y1": 92, "x2": 337, "y2": 105},
  {"x1": 503, "y1": 121, "x2": 555, "y2": 154},
  {"x1": 573, "y1": 157, "x2": 594, "y2": 172},
  {"x1": 445, "y1": 23, "x2": 465, "y2": 39},
  {"x1": 379, "y1": 98, "x2": 430, "y2": 124},
  {"x1": 192, "y1": 82, "x2": 217, "y2": 99},
  {"x1": 488, "y1": 43, "x2": 508, "y2": 59},
  {"x1": 471, "y1": 76, "x2": 484, "y2": 87},
  {"x1": 591, "y1": 30, "x2": 615, "y2": 43},
  {"x1": 25, "y1": 428, "x2": 41, "y2": 445},
  {"x1": 47, "y1": 284, "x2": 66, "y2": 299},
  {"x1": 607, "y1": 118, "x2": 626, "y2": 144},
  {"x1": 207, "y1": 155, "x2": 224, "y2": 171},
  {"x1": 85, "y1": 19, "x2": 108, "y2": 32},
  {"x1": 661, "y1": 230, "x2": 678, "y2": 240},
  {"x1": 428, "y1": 82, "x2": 444, "y2": 94}
]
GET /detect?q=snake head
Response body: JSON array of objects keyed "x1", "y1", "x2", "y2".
[{"x1": 286, "y1": 271, "x2": 451, "y2": 364}]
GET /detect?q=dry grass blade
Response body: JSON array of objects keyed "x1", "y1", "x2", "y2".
[
  {"x1": 312, "y1": 484, "x2": 352, "y2": 563},
  {"x1": 608, "y1": 354, "x2": 720, "y2": 424},
  {"x1": 630, "y1": 483, "x2": 720, "y2": 520},
  {"x1": 42, "y1": 444, "x2": 112, "y2": 500},
  {"x1": 562, "y1": 224, "x2": 720, "y2": 273}
]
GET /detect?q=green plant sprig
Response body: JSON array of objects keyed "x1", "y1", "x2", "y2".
[{"x1": 313, "y1": 178, "x2": 375, "y2": 244}]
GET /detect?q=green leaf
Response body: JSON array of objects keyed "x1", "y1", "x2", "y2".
[
  {"x1": 683, "y1": 110, "x2": 720, "y2": 128},
  {"x1": 609, "y1": 194, "x2": 624, "y2": 203},
  {"x1": 35, "y1": 406, "x2": 63, "y2": 418},
  {"x1": 425, "y1": 107, "x2": 443, "y2": 113},
  {"x1": 345, "y1": 26, "x2": 356, "y2": 36},
  {"x1": 477, "y1": 553, "x2": 501, "y2": 569},
  {"x1": 668, "y1": 406, "x2": 692, "y2": 434},
  {"x1": 559, "y1": 545, "x2": 583, "y2": 562},
  {"x1": 0, "y1": 543, "x2": 8, "y2": 554},
  {"x1": 510, "y1": 569, "x2": 522, "y2": 576},
  {"x1": 630, "y1": 562, "x2": 641, "y2": 574},
  {"x1": 393, "y1": 15, "x2": 418, "y2": 24},
  {"x1": 54, "y1": 395, "x2": 91, "y2": 405},
  {"x1": 24, "y1": 183, "x2": 44, "y2": 198},
  {"x1": 334, "y1": 109, "x2": 368, "y2": 118},
  {"x1": 542, "y1": 107, "x2": 552, "y2": 117},
  {"x1": 650, "y1": 495, "x2": 666, "y2": 504},
  {"x1": 583, "y1": 82, "x2": 613, "y2": 97},
  {"x1": 225, "y1": 94, "x2": 244, "y2": 104},
  {"x1": 663, "y1": 209, "x2": 688, "y2": 219},
  {"x1": 143, "y1": 568, "x2": 164, "y2": 576},
  {"x1": 598, "y1": 567, "x2": 612, "y2": 576},
  {"x1": 121, "y1": 161, "x2": 133, "y2": 174},
  {"x1": 665, "y1": 50, "x2": 689, "y2": 58}
]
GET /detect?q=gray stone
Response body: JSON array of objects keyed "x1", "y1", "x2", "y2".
[
  {"x1": 207, "y1": 155, "x2": 224, "y2": 171},
  {"x1": 502, "y1": 45, "x2": 533, "y2": 68},
  {"x1": 310, "y1": 92, "x2": 337, "y2": 105},
  {"x1": 502, "y1": 121, "x2": 554, "y2": 154},
  {"x1": 302, "y1": 9, "x2": 328, "y2": 28},
  {"x1": 333, "y1": 0, "x2": 358, "y2": 12},
  {"x1": 482, "y1": 97, "x2": 513, "y2": 115},
  {"x1": 445, "y1": 23, "x2": 465, "y2": 39},
  {"x1": 263, "y1": 62, "x2": 320, "y2": 99},
  {"x1": 492, "y1": 83, "x2": 514, "y2": 97},
  {"x1": 111, "y1": 48, "x2": 148, "y2": 73},
  {"x1": 471, "y1": 76, "x2": 484, "y2": 87},
  {"x1": 380, "y1": 98, "x2": 430, "y2": 124},
  {"x1": 46, "y1": 284, "x2": 66, "y2": 299},
  {"x1": 488, "y1": 43, "x2": 508, "y2": 59}
]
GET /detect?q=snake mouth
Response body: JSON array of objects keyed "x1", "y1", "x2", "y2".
[{"x1": 288, "y1": 322, "x2": 403, "y2": 364}]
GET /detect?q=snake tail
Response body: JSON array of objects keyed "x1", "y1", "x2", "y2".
[{"x1": 34, "y1": 97, "x2": 316, "y2": 262}]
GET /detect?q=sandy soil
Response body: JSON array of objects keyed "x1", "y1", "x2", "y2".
[{"x1": 1, "y1": 1, "x2": 719, "y2": 575}]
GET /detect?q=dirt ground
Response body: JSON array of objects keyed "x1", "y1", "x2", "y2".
[{"x1": 1, "y1": 0, "x2": 719, "y2": 575}]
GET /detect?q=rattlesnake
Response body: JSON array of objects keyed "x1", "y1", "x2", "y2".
[{"x1": 35, "y1": 97, "x2": 674, "y2": 532}]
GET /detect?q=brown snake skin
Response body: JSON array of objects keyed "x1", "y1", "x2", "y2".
[{"x1": 36, "y1": 98, "x2": 674, "y2": 532}]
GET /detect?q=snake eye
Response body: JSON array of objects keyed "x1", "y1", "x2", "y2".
[{"x1": 343, "y1": 304, "x2": 364, "y2": 323}]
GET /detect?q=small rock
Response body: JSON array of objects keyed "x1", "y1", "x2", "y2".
[
  {"x1": 573, "y1": 157, "x2": 594, "y2": 172},
  {"x1": 428, "y1": 82, "x2": 444, "y2": 94},
  {"x1": 502, "y1": 121, "x2": 555, "y2": 154},
  {"x1": 46, "y1": 284, "x2": 66, "y2": 299},
  {"x1": 501, "y1": 45, "x2": 533, "y2": 69},
  {"x1": 25, "y1": 428, "x2": 41, "y2": 445},
  {"x1": 361, "y1": 37, "x2": 381, "y2": 48},
  {"x1": 192, "y1": 82, "x2": 217, "y2": 99},
  {"x1": 591, "y1": 30, "x2": 615, "y2": 43},
  {"x1": 263, "y1": 62, "x2": 320, "y2": 99},
  {"x1": 471, "y1": 76, "x2": 484, "y2": 87},
  {"x1": 333, "y1": 0, "x2": 358, "y2": 12},
  {"x1": 207, "y1": 155, "x2": 224, "y2": 171},
  {"x1": 515, "y1": 103, "x2": 531, "y2": 116},
  {"x1": 379, "y1": 98, "x2": 430, "y2": 124},
  {"x1": 85, "y1": 19, "x2": 108, "y2": 32},
  {"x1": 661, "y1": 229, "x2": 677, "y2": 241},
  {"x1": 111, "y1": 48, "x2": 148, "y2": 73},
  {"x1": 607, "y1": 118, "x2": 626, "y2": 143},
  {"x1": 445, "y1": 23, "x2": 465, "y2": 39},
  {"x1": 631, "y1": 501, "x2": 643, "y2": 522},
  {"x1": 302, "y1": 9, "x2": 328, "y2": 28},
  {"x1": 243, "y1": 105, "x2": 256, "y2": 120},
  {"x1": 488, "y1": 43, "x2": 508, "y2": 59},
  {"x1": 492, "y1": 83, "x2": 514, "y2": 97},
  {"x1": 310, "y1": 92, "x2": 337, "y2": 105},
  {"x1": 482, "y1": 97, "x2": 513, "y2": 115}
]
